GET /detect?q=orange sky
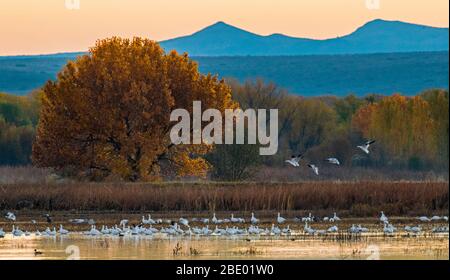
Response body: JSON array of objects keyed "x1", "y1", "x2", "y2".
[{"x1": 0, "y1": 0, "x2": 448, "y2": 55}]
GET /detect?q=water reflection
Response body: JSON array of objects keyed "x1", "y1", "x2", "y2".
[{"x1": 0, "y1": 234, "x2": 448, "y2": 260}]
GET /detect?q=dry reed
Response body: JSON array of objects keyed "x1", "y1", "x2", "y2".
[{"x1": 0, "y1": 181, "x2": 447, "y2": 216}]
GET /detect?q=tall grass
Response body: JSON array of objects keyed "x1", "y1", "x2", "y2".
[
  {"x1": 0, "y1": 181, "x2": 447, "y2": 216},
  {"x1": 1, "y1": 166, "x2": 447, "y2": 184},
  {"x1": 0, "y1": 166, "x2": 52, "y2": 184}
]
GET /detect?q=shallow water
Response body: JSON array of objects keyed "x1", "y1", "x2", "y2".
[{"x1": 0, "y1": 234, "x2": 448, "y2": 260}]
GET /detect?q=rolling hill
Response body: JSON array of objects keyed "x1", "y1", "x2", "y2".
[{"x1": 159, "y1": 19, "x2": 449, "y2": 56}]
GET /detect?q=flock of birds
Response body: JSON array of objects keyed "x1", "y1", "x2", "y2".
[
  {"x1": 1, "y1": 211, "x2": 448, "y2": 238},
  {"x1": 1, "y1": 139, "x2": 448, "y2": 238},
  {"x1": 286, "y1": 140, "x2": 376, "y2": 175}
]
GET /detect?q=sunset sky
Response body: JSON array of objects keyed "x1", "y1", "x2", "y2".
[{"x1": 0, "y1": 0, "x2": 448, "y2": 55}]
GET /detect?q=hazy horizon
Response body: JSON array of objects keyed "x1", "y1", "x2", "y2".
[{"x1": 0, "y1": 0, "x2": 448, "y2": 56}]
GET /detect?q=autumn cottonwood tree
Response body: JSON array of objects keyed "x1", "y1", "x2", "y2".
[
  {"x1": 32, "y1": 37, "x2": 235, "y2": 181},
  {"x1": 352, "y1": 92, "x2": 449, "y2": 169}
]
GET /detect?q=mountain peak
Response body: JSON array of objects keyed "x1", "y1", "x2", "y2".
[
  {"x1": 211, "y1": 21, "x2": 228, "y2": 27},
  {"x1": 188, "y1": 21, "x2": 261, "y2": 41},
  {"x1": 358, "y1": 18, "x2": 443, "y2": 31},
  {"x1": 160, "y1": 19, "x2": 448, "y2": 56},
  {"x1": 199, "y1": 21, "x2": 242, "y2": 32}
]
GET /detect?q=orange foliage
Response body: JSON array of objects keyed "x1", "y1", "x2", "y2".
[
  {"x1": 32, "y1": 37, "x2": 235, "y2": 181},
  {"x1": 352, "y1": 93, "x2": 444, "y2": 164}
]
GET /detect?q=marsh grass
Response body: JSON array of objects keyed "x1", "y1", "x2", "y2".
[
  {"x1": 0, "y1": 181, "x2": 447, "y2": 216},
  {"x1": 239, "y1": 246, "x2": 263, "y2": 256},
  {"x1": 172, "y1": 242, "x2": 182, "y2": 256},
  {"x1": 189, "y1": 247, "x2": 200, "y2": 256}
]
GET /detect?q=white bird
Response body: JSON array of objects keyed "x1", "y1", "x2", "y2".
[
  {"x1": 282, "y1": 225, "x2": 291, "y2": 235},
  {"x1": 100, "y1": 225, "x2": 110, "y2": 235},
  {"x1": 191, "y1": 227, "x2": 202, "y2": 235},
  {"x1": 69, "y1": 218, "x2": 87, "y2": 224},
  {"x1": 383, "y1": 222, "x2": 396, "y2": 234},
  {"x1": 212, "y1": 213, "x2": 219, "y2": 224},
  {"x1": 0, "y1": 228, "x2": 5, "y2": 238},
  {"x1": 380, "y1": 211, "x2": 388, "y2": 223},
  {"x1": 430, "y1": 216, "x2": 441, "y2": 221},
  {"x1": 307, "y1": 164, "x2": 319, "y2": 175},
  {"x1": 348, "y1": 224, "x2": 360, "y2": 234},
  {"x1": 277, "y1": 213, "x2": 286, "y2": 224},
  {"x1": 141, "y1": 215, "x2": 151, "y2": 225},
  {"x1": 148, "y1": 226, "x2": 159, "y2": 234},
  {"x1": 357, "y1": 140, "x2": 375, "y2": 154},
  {"x1": 5, "y1": 212, "x2": 16, "y2": 221},
  {"x1": 163, "y1": 226, "x2": 176, "y2": 235},
  {"x1": 146, "y1": 214, "x2": 156, "y2": 224},
  {"x1": 323, "y1": 217, "x2": 329, "y2": 222},
  {"x1": 405, "y1": 225, "x2": 421, "y2": 234},
  {"x1": 417, "y1": 216, "x2": 431, "y2": 222},
  {"x1": 183, "y1": 227, "x2": 192, "y2": 235},
  {"x1": 141, "y1": 216, "x2": 148, "y2": 225},
  {"x1": 59, "y1": 225, "x2": 69, "y2": 235},
  {"x1": 109, "y1": 225, "x2": 120, "y2": 236},
  {"x1": 285, "y1": 156, "x2": 299, "y2": 167},
  {"x1": 357, "y1": 224, "x2": 369, "y2": 233},
  {"x1": 325, "y1": 158, "x2": 340, "y2": 165},
  {"x1": 12, "y1": 225, "x2": 23, "y2": 237},
  {"x1": 213, "y1": 226, "x2": 226, "y2": 235},
  {"x1": 201, "y1": 225, "x2": 212, "y2": 235},
  {"x1": 130, "y1": 226, "x2": 140, "y2": 235},
  {"x1": 316, "y1": 229, "x2": 327, "y2": 235},
  {"x1": 143, "y1": 227, "x2": 154, "y2": 236},
  {"x1": 45, "y1": 227, "x2": 56, "y2": 236},
  {"x1": 285, "y1": 154, "x2": 303, "y2": 167},
  {"x1": 119, "y1": 219, "x2": 129, "y2": 227},
  {"x1": 248, "y1": 225, "x2": 259, "y2": 235},
  {"x1": 88, "y1": 225, "x2": 101, "y2": 236},
  {"x1": 327, "y1": 225, "x2": 338, "y2": 233},
  {"x1": 230, "y1": 214, "x2": 244, "y2": 223},
  {"x1": 179, "y1": 217, "x2": 189, "y2": 227},
  {"x1": 302, "y1": 213, "x2": 313, "y2": 223},
  {"x1": 224, "y1": 226, "x2": 236, "y2": 236},
  {"x1": 230, "y1": 214, "x2": 239, "y2": 223},
  {"x1": 250, "y1": 213, "x2": 259, "y2": 224},
  {"x1": 271, "y1": 224, "x2": 281, "y2": 235},
  {"x1": 304, "y1": 222, "x2": 315, "y2": 235},
  {"x1": 442, "y1": 216, "x2": 449, "y2": 222},
  {"x1": 332, "y1": 212, "x2": 341, "y2": 221}
]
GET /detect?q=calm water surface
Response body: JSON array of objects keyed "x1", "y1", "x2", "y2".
[{"x1": 0, "y1": 234, "x2": 448, "y2": 260}]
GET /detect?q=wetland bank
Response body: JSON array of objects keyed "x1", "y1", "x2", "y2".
[
  {"x1": 0, "y1": 220, "x2": 448, "y2": 260},
  {"x1": 0, "y1": 180, "x2": 448, "y2": 260}
]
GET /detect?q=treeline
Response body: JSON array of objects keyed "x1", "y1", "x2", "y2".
[
  {"x1": 0, "y1": 92, "x2": 40, "y2": 165},
  {"x1": 207, "y1": 80, "x2": 449, "y2": 180},
  {"x1": 0, "y1": 84, "x2": 448, "y2": 179}
]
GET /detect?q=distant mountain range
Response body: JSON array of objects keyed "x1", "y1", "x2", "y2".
[
  {"x1": 0, "y1": 19, "x2": 448, "y2": 96},
  {"x1": 160, "y1": 19, "x2": 449, "y2": 56}
]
